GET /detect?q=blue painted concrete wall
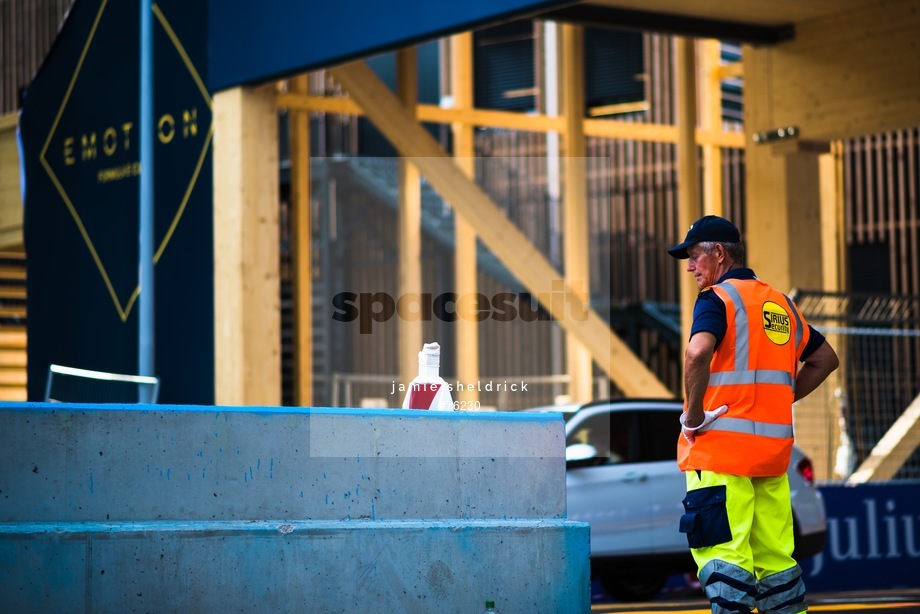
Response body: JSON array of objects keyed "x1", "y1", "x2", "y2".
[{"x1": 0, "y1": 404, "x2": 590, "y2": 612}]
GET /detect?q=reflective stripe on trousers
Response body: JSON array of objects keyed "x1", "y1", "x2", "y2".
[{"x1": 686, "y1": 471, "x2": 807, "y2": 613}]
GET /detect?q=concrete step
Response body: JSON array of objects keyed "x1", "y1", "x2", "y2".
[
  {"x1": 0, "y1": 519, "x2": 589, "y2": 613},
  {"x1": 1, "y1": 405, "x2": 588, "y2": 612}
]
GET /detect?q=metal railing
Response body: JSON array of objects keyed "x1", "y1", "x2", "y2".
[{"x1": 45, "y1": 364, "x2": 160, "y2": 404}]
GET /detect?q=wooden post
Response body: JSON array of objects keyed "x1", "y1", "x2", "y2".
[
  {"x1": 397, "y1": 48, "x2": 424, "y2": 392},
  {"x1": 290, "y1": 75, "x2": 312, "y2": 406},
  {"x1": 0, "y1": 113, "x2": 23, "y2": 248},
  {"x1": 450, "y1": 33, "x2": 480, "y2": 406},
  {"x1": 675, "y1": 37, "x2": 700, "y2": 358},
  {"x1": 561, "y1": 24, "x2": 593, "y2": 404},
  {"x1": 809, "y1": 142, "x2": 847, "y2": 480},
  {"x1": 212, "y1": 85, "x2": 281, "y2": 405},
  {"x1": 700, "y1": 39, "x2": 723, "y2": 217}
]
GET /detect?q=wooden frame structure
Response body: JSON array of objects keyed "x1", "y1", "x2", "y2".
[
  {"x1": 257, "y1": 4, "x2": 920, "y2": 480},
  {"x1": 3, "y1": 0, "x2": 918, "y2": 479}
]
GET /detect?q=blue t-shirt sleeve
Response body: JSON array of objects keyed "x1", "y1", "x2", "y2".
[
  {"x1": 801, "y1": 325, "x2": 826, "y2": 361},
  {"x1": 689, "y1": 290, "x2": 727, "y2": 349}
]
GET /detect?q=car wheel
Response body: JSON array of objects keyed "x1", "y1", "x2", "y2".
[{"x1": 600, "y1": 572, "x2": 667, "y2": 602}]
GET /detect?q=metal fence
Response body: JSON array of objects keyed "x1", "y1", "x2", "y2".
[{"x1": 791, "y1": 290, "x2": 920, "y2": 483}]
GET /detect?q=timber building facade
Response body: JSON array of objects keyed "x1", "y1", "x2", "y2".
[{"x1": 2, "y1": 0, "x2": 918, "y2": 481}]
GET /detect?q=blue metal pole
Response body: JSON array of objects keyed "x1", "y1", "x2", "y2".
[{"x1": 138, "y1": 0, "x2": 155, "y2": 402}]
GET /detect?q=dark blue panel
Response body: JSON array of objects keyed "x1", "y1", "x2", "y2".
[
  {"x1": 19, "y1": 0, "x2": 215, "y2": 403},
  {"x1": 208, "y1": 0, "x2": 572, "y2": 91},
  {"x1": 474, "y1": 21, "x2": 536, "y2": 112},
  {"x1": 800, "y1": 484, "x2": 920, "y2": 591},
  {"x1": 584, "y1": 28, "x2": 644, "y2": 108}
]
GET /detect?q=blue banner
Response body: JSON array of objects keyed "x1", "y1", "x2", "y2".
[
  {"x1": 802, "y1": 484, "x2": 920, "y2": 591},
  {"x1": 208, "y1": 0, "x2": 571, "y2": 91}
]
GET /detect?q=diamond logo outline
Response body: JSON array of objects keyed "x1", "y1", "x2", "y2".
[{"x1": 39, "y1": 0, "x2": 213, "y2": 322}]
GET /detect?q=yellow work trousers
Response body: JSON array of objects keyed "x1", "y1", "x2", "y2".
[{"x1": 682, "y1": 470, "x2": 806, "y2": 614}]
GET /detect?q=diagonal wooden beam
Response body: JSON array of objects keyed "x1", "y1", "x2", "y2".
[
  {"x1": 847, "y1": 393, "x2": 920, "y2": 483},
  {"x1": 328, "y1": 60, "x2": 673, "y2": 398}
]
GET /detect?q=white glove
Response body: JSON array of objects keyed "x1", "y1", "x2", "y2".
[{"x1": 680, "y1": 405, "x2": 728, "y2": 444}]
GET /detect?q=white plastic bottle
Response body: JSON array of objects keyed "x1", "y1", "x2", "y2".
[
  {"x1": 482, "y1": 600, "x2": 497, "y2": 614},
  {"x1": 402, "y1": 342, "x2": 455, "y2": 411}
]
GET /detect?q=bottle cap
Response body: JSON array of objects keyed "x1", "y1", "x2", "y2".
[
  {"x1": 485, "y1": 601, "x2": 495, "y2": 608},
  {"x1": 418, "y1": 342, "x2": 441, "y2": 368}
]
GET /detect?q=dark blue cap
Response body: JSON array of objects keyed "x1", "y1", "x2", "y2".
[{"x1": 667, "y1": 215, "x2": 741, "y2": 259}]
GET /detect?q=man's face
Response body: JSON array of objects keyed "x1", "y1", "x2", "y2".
[{"x1": 686, "y1": 244, "x2": 721, "y2": 289}]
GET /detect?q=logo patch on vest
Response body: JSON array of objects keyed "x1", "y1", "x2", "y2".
[{"x1": 762, "y1": 301, "x2": 791, "y2": 345}]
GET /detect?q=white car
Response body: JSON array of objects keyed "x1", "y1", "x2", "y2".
[{"x1": 536, "y1": 399, "x2": 828, "y2": 602}]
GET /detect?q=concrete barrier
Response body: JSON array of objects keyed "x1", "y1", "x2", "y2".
[{"x1": 0, "y1": 404, "x2": 590, "y2": 612}]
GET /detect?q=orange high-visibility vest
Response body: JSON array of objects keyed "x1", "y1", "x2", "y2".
[{"x1": 678, "y1": 278, "x2": 811, "y2": 477}]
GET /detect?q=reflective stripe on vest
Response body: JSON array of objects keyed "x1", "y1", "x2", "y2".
[
  {"x1": 715, "y1": 281, "x2": 797, "y2": 395},
  {"x1": 700, "y1": 416, "x2": 795, "y2": 439},
  {"x1": 709, "y1": 369, "x2": 794, "y2": 386},
  {"x1": 784, "y1": 294, "x2": 804, "y2": 350}
]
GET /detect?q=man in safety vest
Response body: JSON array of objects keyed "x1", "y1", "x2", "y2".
[{"x1": 668, "y1": 215, "x2": 839, "y2": 614}]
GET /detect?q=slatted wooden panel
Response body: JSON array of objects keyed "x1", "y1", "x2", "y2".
[
  {"x1": 0, "y1": 0, "x2": 73, "y2": 115},
  {"x1": 0, "y1": 250, "x2": 26, "y2": 400},
  {"x1": 845, "y1": 129, "x2": 920, "y2": 297},
  {"x1": 841, "y1": 128, "x2": 920, "y2": 479}
]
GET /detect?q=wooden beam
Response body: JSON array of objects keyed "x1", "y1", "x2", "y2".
[
  {"x1": 396, "y1": 49, "x2": 424, "y2": 392},
  {"x1": 450, "y1": 33, "x2": 480, "y2": 405},
  {"x1": 277, "y1": 93, "x2": 362, "y2": 116},
  {"x1": 0, "y1": 113, "x2": 23, "y2": 249},
  {"x1": 713, "y1": 62, "x2": 743, "y2": 81},
  {"x1": 419, "y1": 105, "x2": 565, "y2": 134},
  {"x1": 847, "y1": 393, "x2": 920, "y2": 483},
  {"x1": 289, "y1": 75, "x2": 312, "y2": 406},
  {"x1": 700, "y1": 39, "x2": 723, "y2": 217},
  {"x1": 587, "y1": 101, "x2": 650, "y2": 117},
  {"x1": 276, "y1": 93, "x2": 745, "y2": 147},
  {"x1": 810, "y1": 143, "x2": 847, "y2": 481},
  {"x1": 328, "y1": 60, "x2": 673, "y2": 398},
  {"x1": 561, "y1": 24, "x2": 593, "y2": 404},
  {"x1": 770, "y1": 140, "x2": 830, "y2": 157},
  {"x1": 675, "y1": 37, "x2": 700, "y2": 358},
  {"x1": 213, "y1": 85, "x2": 281, "y2": 406}
]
